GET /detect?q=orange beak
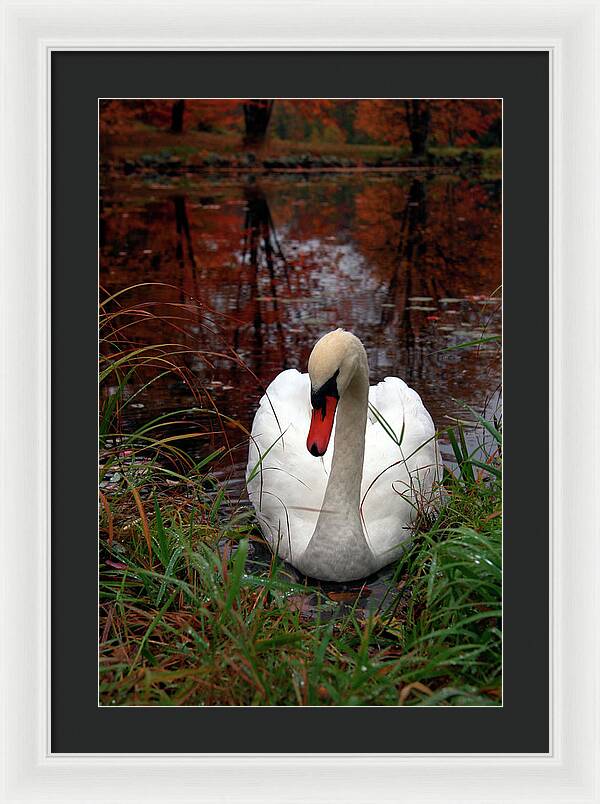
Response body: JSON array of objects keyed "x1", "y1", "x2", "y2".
[{"x1": 307, "y1": 395, "x2": 338, "y2": 457}]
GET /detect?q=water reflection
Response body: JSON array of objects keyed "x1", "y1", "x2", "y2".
[
  {"x1": 100, "y1": 171, "x2": 501, "y2": 479},
  {"x1": 173, "y1": 194, "x2": 198, "y2": 302},
  {"x1": 238, "y1": 182, "x2": 289, "y2": 360}
]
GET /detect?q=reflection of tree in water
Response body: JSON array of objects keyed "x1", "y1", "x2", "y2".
[
  {"x1": 371, "y1": 177, "x2": 499, "y2": 385},
  {"x1": 100, "y1": 174, "x2": 501, "y2": 470},
  {"x1": 236, "y1": 183, "x2": 291, "y2": 365},
  {"x1": 172, "y1": 194, "x2": 199, "y2": 303},
  {"x1": 378, "y1": 179, "x2": 430, "y2": 383}
]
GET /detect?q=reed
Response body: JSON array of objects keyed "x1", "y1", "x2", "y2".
[{"x1": 99, "y1": 287, "x2": 501, "y2": 706}]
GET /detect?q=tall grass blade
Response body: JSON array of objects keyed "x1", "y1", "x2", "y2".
[{"x1": 224, "y1": 538, "x2": 249, "y2": 612}]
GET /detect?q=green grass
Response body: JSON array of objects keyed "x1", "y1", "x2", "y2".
[
  {"x1": 101, "y1": 124, "x2": 501, "y2": 178},
  {"x1": 99, "y1": 463, "x2": 501, "y2": 706},
  {"x1": 99, "y1": 288, "x2": 502, "y2": 707}
]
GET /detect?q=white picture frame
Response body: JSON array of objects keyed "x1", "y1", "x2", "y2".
[{"x1": 1, "y1": 0, "x2": 598, "y2": 801}]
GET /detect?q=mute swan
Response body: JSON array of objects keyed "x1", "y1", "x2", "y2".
[{"x1": 246, "y1": 329, "x2": 441, "y2": 582}]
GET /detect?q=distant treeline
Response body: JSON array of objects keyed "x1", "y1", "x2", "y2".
[{"x1": 100, "y1": 99, "x2": 502, "y2": 158}]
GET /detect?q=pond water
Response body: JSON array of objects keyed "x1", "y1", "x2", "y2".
[{"x1": 101, "y1": 169, "x2": 501, "y2": 610}]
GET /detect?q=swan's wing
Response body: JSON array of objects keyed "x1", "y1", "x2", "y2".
[
  {"x1": 363, "y1": 377, "x2": 441, "y2": 561},
  {"x1": 246, "y1": 369, "x2": 331, "y2": 562}
]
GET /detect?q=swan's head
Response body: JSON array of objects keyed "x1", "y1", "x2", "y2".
[{"x1": 306, "y1": 329, "x2": 366, "y2": 457}]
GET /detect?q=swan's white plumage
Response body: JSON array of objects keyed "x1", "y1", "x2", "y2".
[{"x1": 246, "y1": 368, "x2": 440, "y2": 573}]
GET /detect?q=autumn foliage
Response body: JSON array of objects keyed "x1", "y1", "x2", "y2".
[
  {"x1": 100, "y1": 99, "x2": 245, "y2": 136},
  {"x1": 355, "y1": 99, "x2": 501, "y2": 154},
  {"x1": 100, "y1": 98, "x2": 500, "y2": 156}
]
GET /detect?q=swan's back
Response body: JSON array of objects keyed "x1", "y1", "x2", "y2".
[
  {"x1": 363, "y1": 377, "x2": 440, "y2": 562},
  {"x1": 246, "y1": 371, "x2": 440, "y2": 571},
  {"x1": 246, "y1": 369, "x2": 327, "y2": 564}
]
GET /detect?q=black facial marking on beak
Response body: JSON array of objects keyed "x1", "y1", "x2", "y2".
[{"x1": 311, "y1": 369, "x2": 340, "y2": 418}]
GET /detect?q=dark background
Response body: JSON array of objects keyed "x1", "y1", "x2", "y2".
[{"x1": 52, "y1": 51, "x2": 549, "y2": 753}]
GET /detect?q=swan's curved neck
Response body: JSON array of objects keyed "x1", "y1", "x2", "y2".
[
  {"x1": 298, "y1": 349, "x2": 375, "y2": 581},
  {"x1": 323, "y1": 357, "x2": 369, "y2": 514}
]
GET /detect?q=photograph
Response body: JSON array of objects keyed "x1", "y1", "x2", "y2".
[{"x1": 99, "y1": 97, "x2": 502, "y2": 707}]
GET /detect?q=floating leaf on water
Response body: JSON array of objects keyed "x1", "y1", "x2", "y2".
[
  {"x1": 407, "y1": 306, "x2": 437, "y2": 312},
  {"x1": 439, "y1": 298, "x2": 463, "y2": 303},
  {"x1": 408, "y1": 296, "x2": 433, "y2": 302}
]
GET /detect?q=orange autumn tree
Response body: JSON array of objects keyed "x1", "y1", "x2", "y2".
[
  {"x1": 433, "y1": 99, "x2": 501, "y2": 147},
  {"x1": 99, "y1": 99, "x2": 156, "y2": 136},
  {"x1": 99, "y1": 99, "x2": 245, "y2": 137},
  {"x1": 100, "y1": 98, "x2": 500, "y2": 151},
  {"x1": 101, "y1": 98, "x2": 388, "y2": 145},
  {"x1": 355, "y1": 99, "x2": 500, "y2": 156},
  {"x1": 100, "y1": 98, "x2": 288, "y2": 143},
  {"x1": 147, "y1": 99, "x2": 244, "y2": 133}
]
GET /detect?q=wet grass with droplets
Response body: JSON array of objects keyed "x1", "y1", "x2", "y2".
[
  {"x1": 99, "y1": 288, "x2": 501, "y2": 706},
  {"x1": 100, "y1": 461, "x2": 501, "y2": 706}
]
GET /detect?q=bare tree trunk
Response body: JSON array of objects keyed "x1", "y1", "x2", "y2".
[
  {"x1": 243, "y1": 100, "x2": 275, "y2": 147},
  {"x1": 404, "y1": 100, "x2": 431, "y2": 157},
  {"x1": 171, "y1": 99, "x2": 185, "y2": 133}
]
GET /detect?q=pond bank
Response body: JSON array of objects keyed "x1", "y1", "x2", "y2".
[{"x1": 101, "y1": 127, "x2": 501, "y2": 178}]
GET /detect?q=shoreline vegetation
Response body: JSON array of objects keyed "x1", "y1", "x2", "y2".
[
  {"x1": 100, "y1": 127, "x2": 502, "y2": 179},
  {"x1": 99, "y1": 290, "x2": 502, "y2": 707}
]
